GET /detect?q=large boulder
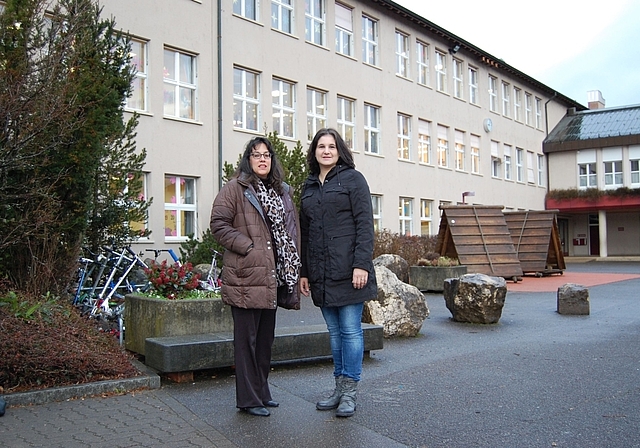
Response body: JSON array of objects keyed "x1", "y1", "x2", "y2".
[
  {"x1": 557, "y1": 283, "x2": 590, "y2": 315},
  {"x1": 363, "y1": 265, "x2": 429, "y2": 337},
  {"x1": 443, "y1": 273, "x2": 507, "y2": 324},
  {"x1": 373, "y1": 254, "x2": 409, "y2": 284}
]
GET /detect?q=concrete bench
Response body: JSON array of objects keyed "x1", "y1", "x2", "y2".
[{"x1": 144, "y1": 323, "x2": 384, "y2": 375}]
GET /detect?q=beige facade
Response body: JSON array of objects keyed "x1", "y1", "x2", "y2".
[{"x1": 101, "y1": 0, "x2": 582, "y2": 254}]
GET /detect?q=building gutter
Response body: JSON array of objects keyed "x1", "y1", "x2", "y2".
[{"x1": 217, "y1": 0, "x2": 223, "y2": 191}]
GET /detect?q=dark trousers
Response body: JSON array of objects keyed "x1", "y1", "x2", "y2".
[{"x1": 231, "y1": 306, "x2": 277, "y2": 408}]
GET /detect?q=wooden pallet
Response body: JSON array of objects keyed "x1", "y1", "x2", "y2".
[
  {"x1": 503, "y1": 210, "x2": 566, "y2": 276},
  {"x1": 436, "y1": 205, "x2": 523, "y2": 280}
]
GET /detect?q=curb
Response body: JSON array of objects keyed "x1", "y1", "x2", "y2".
[{"x1": 1, "y1": 359, "x2": 161, "y2": 408}]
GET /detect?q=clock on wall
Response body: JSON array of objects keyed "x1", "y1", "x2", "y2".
[{"x1": 483, "y1": 118, "x2": 493, "y2": 133}]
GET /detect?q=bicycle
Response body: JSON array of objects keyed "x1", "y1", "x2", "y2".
[{"x1": 199, "y1": 249, "x2": 223, "y2": 292}]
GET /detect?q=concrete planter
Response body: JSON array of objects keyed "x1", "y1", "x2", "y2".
[
  {"x1": 124, "y1": 294, "x2": 233, "y2": 355},
  {"x1": 409, "y1": 265, "x2": 467, "y2": 292}
]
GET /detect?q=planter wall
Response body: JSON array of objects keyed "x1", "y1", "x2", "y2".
[
  {"x1": 409, "y1": 265, "x2": 468, "y2": 292},
  {"x1": 124, "y1": 294, "x2": 233, "y2": 355}
]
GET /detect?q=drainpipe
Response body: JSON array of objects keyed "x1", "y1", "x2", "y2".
[
  {"x1": 217, "y1": 0, "x2": 223, "y2": 191},
  {"x1": 543, "y1": 92, "x2": 558, "y2": 207}
]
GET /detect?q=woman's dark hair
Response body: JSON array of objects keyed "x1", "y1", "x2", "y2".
[
  {"x1": 236, "y1": 136, "x2": 285, "y2": 194},
  {"x1": 306, "y1": 128, "x2": 355, "y2": 175}
]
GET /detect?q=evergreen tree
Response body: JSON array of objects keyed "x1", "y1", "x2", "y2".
[{"x1": 0, "y1": 0, "x2": 148, "y2": 294}]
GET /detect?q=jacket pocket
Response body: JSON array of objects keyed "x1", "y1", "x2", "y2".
[{"x1": 327, "y1": 233, "x2": 355, "y2": 281}]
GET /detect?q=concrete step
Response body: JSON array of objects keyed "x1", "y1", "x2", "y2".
[{"x1": 144, "y1": 323, "x2": 384, "y2": 373}]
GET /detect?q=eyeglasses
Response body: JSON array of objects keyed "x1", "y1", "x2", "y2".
[{"x1": 250, "y1": 152, "x2": 272, "y2": 160}]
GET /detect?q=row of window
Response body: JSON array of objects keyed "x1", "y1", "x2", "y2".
[
  {"x1": 234, "y1": 0, "x2": 545, "y2": 128},
  {"x1": 490, "y1": 143, "x2": 545, "y2": 186},
  {"x1": 579, "y1": 160, "x2": 640, "y2": 189}
]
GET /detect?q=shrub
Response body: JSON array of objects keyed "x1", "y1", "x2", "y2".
[
  {"x1": 416, "y1": 254, "x2": 460, "y2": 267},
  {"x1": 179, "y1": 229, "x2": 225, "y2": 266},
  {"x1": 144, "y1": 260, "x2": 201, "y2": 299},
  {"x1": 373, "y1": 230, "x2": 438, "y2": 267}
]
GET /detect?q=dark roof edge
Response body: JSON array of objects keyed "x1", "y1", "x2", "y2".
[
  {"x1": 544, "y1": 134, "x2": 640, "y2": 153},
  {"x1": 373, "y1": 0, "x2": 587, "y2": 111}
]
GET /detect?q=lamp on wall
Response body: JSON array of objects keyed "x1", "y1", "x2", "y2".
[
  {"x1": 449, "y1": 43, "x2": 461, "y2": 55},
  {"x1": 462, "y1": 191, "x2": 475, "y2": 204}
]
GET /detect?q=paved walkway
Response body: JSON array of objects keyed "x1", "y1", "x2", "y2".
[{"x1": 1, "y1": 261, "x2": 639, "y2": 448}]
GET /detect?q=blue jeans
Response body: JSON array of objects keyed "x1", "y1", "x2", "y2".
[{"x1": 321, "y1": 302, "x2": 364, "y2": 382}]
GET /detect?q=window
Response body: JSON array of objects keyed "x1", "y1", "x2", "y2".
[
  {"x1": 273, "y1": 78, "x2": 295, "y2": 138},
  {"x1": 126, "y1": 38, "x2": 148, "y2": 111},
  {"x1": 272, "y1": 0, "x2": 293, "y2": 34},
  {"x1": 452, "y1": 58, "x2": 463, "y2": 99},
  {"x1": 364, "y1": 104, "x2": 380, "y2": 154},
  {"x1": 234, "y1": 0, "x2": 257, "y2": 20},
  {"x1": 163, "y1": 48, "x2": 197, "y2": 120},
  {"x1": 604, "y1": 161, "x2": 623, "y2": 188},
  {"x1": 395, "y1": 31, "x2": 409, "y2": 77},
  {"x1": 501, "y1": 82, "x2": 510, "y2": 117},
  {"x1": 527, "y1": 151, "x2": 535, "y2": 183},
  {"x1": 504, "y1": 144, "x2": 512, "y2": 180},
  {"x1": 491, "y1": 140, "x2": 500, "y2": 178},
  {"x1": 470, "y1": 135, "x2": 480, "y2": 174},
  {"x1": 335, "y1": 3, "x2": 353, "y2": 56},
  {"x1": 416, "y1": 40, "x2": 429, "y2": 86},
  {"x1": 164, "y1": 175, "x2": 196, "y2": 240},
  {"x1": 362, "y1": 15, "x2": 378, "y2": 66},
  {"x1": 516, "y1": 148, "x2": 524, "y2": 182},
  {"x1": 371, "y1": 195, "x2": 382, "y2": 232},
  {"x1": 468, "y1": 66, "x2": 478, "y2": 105},
  {"x1": 418, "y1": 119, "x2": 431, "y2": 164},
  {"x1": 455, "y1": 130, "x2": 465, "y2": 171},
  {"x1": 488, "y1": 75, "x2": 498, "y2": 112},
  {"x1": 435, "y1": 50, "x2": 447, "y2": 93},
  {"x1": 514, "y1": 87, "x2": 522, "y2": 122},
  {"x1": 337, "y1": 96, "x2": 355, "y2": 150},
  {"x1": 535, "y1": 97, "x2": 542, "y2": 129},
  {"x1": 579, "y1": 163, "x2": 597, "y2": 188},
  {"x1": 437, "y1": 125, "x2": 449, "y2": 167},
  {"x1": 631, "y1": 160, "x2": 639, "y2": 185},
  {"x1": 399, "y1": 197, "x2": 413, "y2": 236},
  {"x1": 305, "y1": 0, "x2": 325, "y2": 45},
  {"x1": 397, "y1": 114, "x2": 411, "y2": 160},
  {"x1": 233, "y1": 67, "x2": 259, "y2": 131},
  {"x1": 420, "y1": 199, "x2": 433, "y2": 235},
  {"x1": 307, "y1": 88, "x2": 327, "y2": 141},
  {"x1": 525, "y1": 93, "x2": 533, "y2": 126},
  {"x1": 537, "y1": 154, "x2": 544, "y2": 186}
]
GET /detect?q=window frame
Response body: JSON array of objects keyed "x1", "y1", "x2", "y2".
[
  {"x1": 488, "y1": 75, "x2": 498, "y2": 112},
  {"x1": 272, "y1": 0, "x2": 294, "y2": 34},
  {"x1": 435, "y1": 50, "x2": 447, "y2": 93},
  {"x1": 307, "y1": 87, "x2": 327, "y2": 142},
  {"x1": 455, "y1": 130, "x2": 465, "y2": 171},
  {"x1": 437, "y1": 125, "x2": 449, "y2": 168},
  {"x1": 163, "y1": 48, "x2": 197, "y2": 120},
  {"x1": 420, "y1": 199, "x2": 433, "y2": 235},
  {"x1": 418, "y1": 119, "x2": 431, "y2": 164},
  {"x1": 399, "y1": 197, "x2": 413, "y2": 236},
  {"x1": 371, "y1": 194, "x2": 383, "y2": 232},
  {"x1": 537, "y1": 154, "x2": 545, "y2": 186},
  {"x1": 395, "y1": 30, "x2": 410, "y2": 78},
  {"x1": 470, "y1": 134, "x2": 480, "y2": 174},
  {"x1": 126, "y1": 38, "x2": 148, "y2": 112},
  {"x1": 364, "y1": 103, "x2": 380, "y2": 154},
  {"x1": 468, "y1": 66, "x2": 478, "y2": 105},
  {"x1": 337, "y1": 95, "x2": 356, "y2": 150},
  {"x1": 501, "y1": 82, "x2": 510, "y2": 117},
  {"x1": 305, "y1": 0, "x2": 325, "y2": 46},
  {"x1": 525, "y1": 92, "x2": 533, "y2": 126},
  {"x1": 604, "y1": 160, "x2": 623, "y2": 188},
  {"x1": 452, "y1": 58, "x2": 463, "y2": 99},
  {"x1": 335, "y1": 2, "x2": 353, "y2": 56},
  {"x1": 504, "y1": 144, "x2": 512, "y2": 180},
  {"x1": 578, "y1": 162, "x2": 597, "y2": 188},
  {"x1": 514, "y1": 86, "x2": 523, "y2": 122},
  {"x1": 233, "y1": 67, "x2": 260, "y2": 132},
  {"x1": 397, "y1": 113, "x2": 411, "y2": 160},
  {"x1": 416, "y1": 40, "x2": 429, "y2": 86},
  {"x1": 516, "y1": 147, "x2": 524, "y2": 182},
  {"x1": 362, "y1": 15, "x2": 378, "y2": 66},
  {"x1": 164, "y1": 175, "x2": 197, "y2": 241},
  {"x1": 233, "y1": 0, "x2": 257, "y2": 20},
  {"x1": 272, "y1": 77, "x2": 296, "y2": 138}
]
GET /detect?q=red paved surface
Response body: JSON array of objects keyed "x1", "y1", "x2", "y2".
[{"x1": 507, "y1": 271, "x2": 640, "y2": 292}]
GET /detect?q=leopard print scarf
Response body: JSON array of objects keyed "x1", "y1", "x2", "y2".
[{"x1": 255, "y1": 180, "x2": 301, "y2": 292}]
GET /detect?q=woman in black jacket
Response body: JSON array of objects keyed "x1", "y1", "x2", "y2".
[{"x1": 299, "y1": 128, "x2": 377, "y2": 417}]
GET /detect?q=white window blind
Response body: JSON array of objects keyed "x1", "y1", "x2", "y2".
[
  {"x1": 335, "y1": 3, "x2": 352, "y2": 31},
  {"x1": 576, "y1": 149, "x2": 596, "y2": 164},
  {"x1": 602, "y1": 147, "x2": 622, "y2": 162}
]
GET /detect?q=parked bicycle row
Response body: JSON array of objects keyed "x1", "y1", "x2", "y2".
[{"x1": 70, "y1": 246, "x2": 222, "y2": 345}]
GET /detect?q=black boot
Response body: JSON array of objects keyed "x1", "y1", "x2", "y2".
[
  {"x1": 336, "y1": 378, "x2": 357, "y2": 417},
  {"x1": 316, "y1": 376, "x2": 343, "y2": 410}
]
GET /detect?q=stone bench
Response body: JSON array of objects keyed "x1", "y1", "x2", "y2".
[{"x1": 144, "y1": 323, "x2": 384, "y2": 378}]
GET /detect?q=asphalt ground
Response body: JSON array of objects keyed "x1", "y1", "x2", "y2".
[{"x1": 1, "y1": 261, "x2": 639, "y2": 448}]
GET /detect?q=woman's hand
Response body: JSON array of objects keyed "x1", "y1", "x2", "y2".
[
  {"x1": 299, "y1": 277, "x2": 310, "y2": 296},
  {"x1": 352, "y1": 268, "x2": 368, "y2": 289}
]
